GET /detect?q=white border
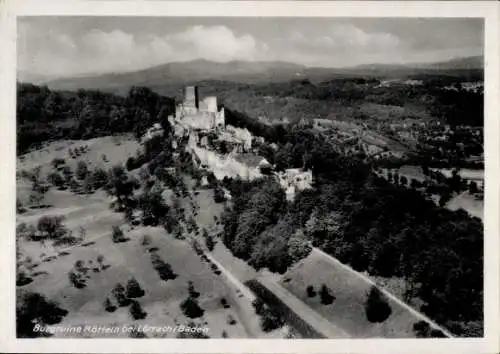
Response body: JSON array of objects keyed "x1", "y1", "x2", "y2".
[{"x1": 1, "y1": 1, "x2": 499, "y2": 353}]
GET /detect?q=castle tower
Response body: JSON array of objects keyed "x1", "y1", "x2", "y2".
[
  {"x1": 184, "y1": 86, "x2": 199, "y2": 109},
  {"x1": 204, "y1": 96, "x2": 217, "y2": 113}
]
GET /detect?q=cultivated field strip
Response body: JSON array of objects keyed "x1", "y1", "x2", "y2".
[{"x1": 311, "y1": 247, "x2": 454, "y2": 338}]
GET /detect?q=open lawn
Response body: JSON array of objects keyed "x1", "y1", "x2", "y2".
[
  {"x1": 446, "y1": 191, "x2": 483, "y2": 221},
  {"x1": 17, "y1": 135, "x2": 141, "y2": 178},
  {"x1": 280, "y1": 250, "x2": 427, "y2": 338},
  {"x1": 18, "y1": 198, "x2": 255, "y2": 338},
  {"x1": 16, "y1": 138, "x2": 263, "y2": 339}
]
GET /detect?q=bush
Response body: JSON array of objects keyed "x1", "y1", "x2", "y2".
[
  {"x1": 17, "y1": 292, "x2": 68, "y2": 337},
  {"x1": 76, "y1": 160, "x2": 89, "y2": 181},
  {"x1": 104, "y1": 297, "x2": 117, "y2": 312},
  {"x1": 180, "y1": 297, "x2": 204, "y2": 319},
  {"x1": 126, "y1": 157, "x2": 136, "y2": 171},
  {"x1": 16, "y1": 198, "x2": 27, "y2": 214},
  {"x1": 36, "y1": 215, "x2": 68, "y2": 240},
  {"x1": 188, "y1": 281, "x2": 200, "y2": 299},
  {"x1": 51, "y1": 158, "x2": 66, "y2": 169},
  {"x1": 220, "y1": 297, "x2": 230, "y2": 309},
  {"x1": 413, "y1": 320, "x2": 430, "y2": 337},
  {"x1": 226, "y1": 314, "x2": 237, "y2": 325},
  {"x1": 306, "y1": 285, "x2": 316, "y2": 298},
  {"x1": 92, "y1": 168, "x2": 109, "y2": 190},
  {"x1": 47, "y1": 172, "x2": 65, "y2": 188},
  {"x1": 16, "y1": 270, "x2": 33, "y2": 287},
  {"x1": 68, "y1": 270, "x2": 86, "y2": 289},
  {"x1": 112, "y1": 283, "x2": 131, "y2": 307},
  {"x1": 111, "y1": 225, "x2": 128, "y2": 243},
  {"x1": 365, "y1": 286, "x2": 392, "y2": 323},
  {"x1": 319, "y1": 284, "x2": 335, "y2": 305},
  {"x1": 259, "y1": 309, "x2": 285, "y2": 332},
  {"x1": 150, "y1": 254, "x2": 177, "y2": 281},
  {"x1": 129, "y1": 300, "x2": 147, "y2": 320},
  {"x1": 213, "y1": 187, "x2": 225, "y2": 203},
  {"x1": 430, "y1": 329, "x2": 447, "y2": 338},
  {"x1": 205, "y1": 232, "x2": 215, "y2": 251},
  {"x1": 126, "y1": 277, "x2": 145, "y2": 298}
]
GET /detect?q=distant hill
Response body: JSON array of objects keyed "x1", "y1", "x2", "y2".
[
  {"x1": 40, "y1": 56, "x2": 483, "y2": 92},
  {"x1": 411, "y1": 55, "x2": 483, "y2": 70}
]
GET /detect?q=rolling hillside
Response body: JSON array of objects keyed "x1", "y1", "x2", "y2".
[{"x1": 38, "y1": 56, "x2": 483, "y2": 93}]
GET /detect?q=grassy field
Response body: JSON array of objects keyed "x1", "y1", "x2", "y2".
[
  {"x1": 279, "y1": 250, "x2": 422, "y2": 338},
  {"x1": 359, "y1": 102, "x2": 431, "y2": 121},
  {"x1": 17, "y1": 135, "x2": 141, "y2": 177},
  {"x1": 16, "y1": 136, "x2": 261, "y2": 339},
  {"x1": 16, "y1": 136, "x2": 296, "y2": 339},
  {"x1": 446, "y1": 191, "x2": 483, "y2": 220}
]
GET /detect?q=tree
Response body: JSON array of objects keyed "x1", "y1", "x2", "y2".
[
  {"x1": 37, "y1": 215, "x2": 68, "y2": 240},
  {"x1": 365, "y1": 286, "x2": 392, "y2": 323},
  {"x1": 319, "y1": 284, "x2": 335, "y2": 305},
  {"x1": 400, "y1": 175, "x2": 408, "y2": 187},
  {"x1": 17, "y1": 292, "x2": 68, "y2": 337},
  {"x1": 47, "y1": 171, "x2": 65, "y2": 188},
  {"x1": 468, "y1": 181, "x2": 479, "y2": 194},
  {"x1": 61, "y1": 165, "x2": 73, "y2": 184},
  {"x1": 151, "y1": 254, "x2": 177, "y2": 281},
  {"x1": 51, "y1": 157, "x2": 66, "y2": 170},
  {"x1": 96, "y1": 254, "x2": 105, "y2": 266},
  {"x1": 188, "y1": 281, "x2": 200, "y2": 299},
  {"x1": 111, "y1": 225, "x2": 127, "y2": 243},
  {"x1": 287, "y1": 229, "x2": 312, "y2": 263},
  {"x1": 76, "y1": 160, "x2": 89, "y2": 181},
  {"x1": 112, "y1": 283, "x2": 130, "y2": 307},
  {"x1": 105, "y1": 165, "x2": 137, "y2": 211},
  {"x1": 126, "y1": 278, "x2": 145, "y2": 298},
  {"x1": 259, "y1": 308, "x2": 285, "y2": 332},
  {"x1": 16, "y1": 198, "x2": 27, "y2": 214},
  {"x1": 204, "y1": 231, "x2": 215, "y2": 251},
  {"x1": 103, "y1": 297, "x2": 117, "y2": 312},
  {"x1": 306, "y1": 285, "x2": 316, "y2": 298},
  {"x1": 129, "y1": 300, "x2": 147, "y2": 320},
  {"x1": 137, "y1": 188, "x2": 169, "y2": 226},
  {"x1": 180, "y1": 296, "x2": 204, "y2": 319},
  {"x1": 29, "y1": 180, "x2": 49, "y2": 207},
  {"x1": 91, "y1": 168, "x2": 109, "y2": 190},
  {"x1": 81, "y1": 174, "x2": 94, "y2": 194}
]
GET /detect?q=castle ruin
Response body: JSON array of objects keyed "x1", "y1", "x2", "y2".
[{"x1": 170, "y1": 86, "x2": 225, "y2": 131}]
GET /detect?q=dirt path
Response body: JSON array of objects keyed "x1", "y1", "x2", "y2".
[{"x1": 311, "y1": 247, "x2": 454, "y2": 337}]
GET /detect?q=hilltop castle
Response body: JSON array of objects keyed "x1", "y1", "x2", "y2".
[{"x1": 169, "y1": 86, "x2": 225, "y2": 131}]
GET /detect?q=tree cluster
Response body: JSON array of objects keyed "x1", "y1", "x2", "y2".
[{"x1": 17, "y1": 83, "x2": 174, "y2": 154}]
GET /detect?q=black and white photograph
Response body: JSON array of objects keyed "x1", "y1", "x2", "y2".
[{"x1": 2, "y1": 1, "x2": 499, "y2": 353}]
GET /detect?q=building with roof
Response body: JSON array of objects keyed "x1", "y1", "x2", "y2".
[{"x1": 278, "y1": 168, "x2": 313, "y2": 201}]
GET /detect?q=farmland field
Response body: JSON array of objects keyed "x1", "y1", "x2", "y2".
[{"x1": 280, "y1": 250, "x2": 426, "y2": 338}]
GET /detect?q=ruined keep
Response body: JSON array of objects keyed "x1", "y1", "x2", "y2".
[{"x1": 171, "y1": 86, "x2": 225, "y2": 131}]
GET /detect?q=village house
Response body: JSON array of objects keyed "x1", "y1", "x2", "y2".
[{"x1": 277, "y1": 168, "x2": 313, "y2": 201}]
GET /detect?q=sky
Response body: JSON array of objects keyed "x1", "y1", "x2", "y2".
[{"x1": 17, "y1": 17, "x2": 484, "y2": 78}]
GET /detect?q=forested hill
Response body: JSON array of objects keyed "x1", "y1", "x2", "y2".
[
  {"x1": 222, "y1": 109, "x2": 484, "y2": 337},
  {"x1": 16, "y1": 83, "x2": 175, "y2": 155}
]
